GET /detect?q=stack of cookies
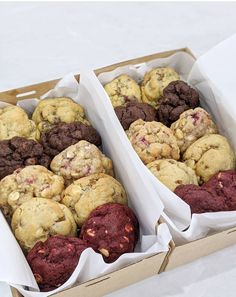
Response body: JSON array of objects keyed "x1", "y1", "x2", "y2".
[
  {"x1": 104, "y1": 68, "x2": 236, "y2": 214},
  {"x1": 0, "y1": 98, "x2": 139, "y2": 291}
]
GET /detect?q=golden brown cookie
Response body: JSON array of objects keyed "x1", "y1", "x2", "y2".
[
  {"x1": 126, "y1": 119, "x2": 180, "y2": 164},
  {"x1": 183, "y1": 134, "x2": 236, "y2": 183},
  {"x1": 0, "y1": 106, "x2": 38, "y2": 140},
  {"x1": 50, "y1": 140, "x2": 113, "y2": 184},
  {"x1": 147, "y1": 159, "x2": 198, "y2": 191},
  {"x1": 141, "y1": 67, "x2": 179, "y2": 109},
  {"x1": 104, "y1": 74, "x2": 142, "y2": 107},
  {"x1": 171, "y1": 107, "x2": 218, "y2": 153},
  {"x1": 62, "y1": 173, "x2": 128, "y2": 226},
  {"x1": 0, "y1": 165, "x2": 64, "y2": 221},
  {"x1": 32, "y1": 97, "x2": 90, "y2": 133},
  {"x1": 11, "y1": 198, "x2": 77, "y2": 251}
]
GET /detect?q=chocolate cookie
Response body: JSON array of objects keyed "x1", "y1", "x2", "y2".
[
  {"x1": 115, "y1": 102, "x2": 156, "y2": 130},
  {"x1": 27, "y1": 235, "x2": 90, "y2": 291},
  {"x1": 157, "y1": 80, "x2": 200, "y2": 126},
  {"x1": 41, "y1": 122, "x2": 102, "y2": 157},
  {"x1": 80, "y1": 203, "x2": 139, "y2": 263},
  {"x1": 0, "y1": 136, "x2": 51, "y2": 180}
]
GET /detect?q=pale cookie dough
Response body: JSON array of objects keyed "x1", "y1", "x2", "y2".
[
  {"x1": 32, "y1": 97, "x2": 90, "y2": 133},
  {"x1": 183, "y1": 134, "x2": 236, "y2": 183},
  {"x1": 141, "y1": 67, "x2": 179, "y2": 109},
  {"x1": 147, "y1": 159, "x2": 198, "y2": 191},
  {"x1": 104, "y1": 74, "x2": 142, "y2": 107},
  {"x1": 62, "y1": 173, "x2": 128, "y2": 226},
  {"x1": 50, "y1": 140, "x2": 114, "y2": 184},
  {"x1": 11, "y1": 198, "x2": 77, "y2": 251},
  {"x1": 171, "y1": 107, "x2": 218, "y2": 153},
  {"x1": 126, "y1": 119, "x2": 180, "y2": 164},
  {"x1": 0, "y1": 105, "x2": 38, "y2": 140},
  {"x1": 0, "y1": 165, "x2": 64, "y2": 221}
]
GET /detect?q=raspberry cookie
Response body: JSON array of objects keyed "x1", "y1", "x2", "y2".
[
  {"x1": 183, "y1": 134, "x2": 235, "y2": 183},
  {"x1": 171, "y1": 107, "x2": 218, "y2": 153},
  {"x1": 104, "y1": 74, "x2": 141, "y2": 107},
  {"x1": 147, "y1": 159, "x2": 198, "y2": 191},
  {"x1": 41, "y1": 122, "x2": 102, "y2": 157},
  {"x1": 80, "y1": 203, "x2": 139, "y2": 263},
  {"x1": 0, "y1": 136, "x2": 51, "y2": 180},
  {"x1": 126, "y1": 119, "x2": 180, "y2": 164},
  {"x1": 0, "y1": 165, "x2": 64, "y2": 221},
  {"x1": 141, "y1": 67, "x2": 179, "y2": 109},
  {"x1": 0, "y1": 105, "x2": 39, "y2": 140},
  {"x1": 115, "y1": 101, "x2": 156, "y2": 130},
  {"x1": 157, "y1": 80, "x2": 200, "y2": 126},
  {"x1": 32, "y1": 97, "x2": 90, "y2": 133},
  {"x1": 27, "y1": 235, "x2": 90, "y2": 291},
  {"x1": 50, "y1": 140, "x2": 113, "y2": 184},
  {"x1": 62, "y1": 173, "x2": 128, "y2": 226},
  {"x1": 11, "y1": 198, "x2": 77, "y2": 251}
]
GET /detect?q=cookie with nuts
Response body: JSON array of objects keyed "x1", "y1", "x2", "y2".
[
  {"x1": 27, "y1": 235, "x2": 90, "y2": 291},
  {"x1": 80, "y1": 203, "x2": 139, "y2": 263}
]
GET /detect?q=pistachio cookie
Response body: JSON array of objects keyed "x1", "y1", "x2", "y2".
[
  {"x1": 0, "y1": 105, "x2": 38, "y2": 140},
  {"x1": 0, "y1": 165, "x2": 64, "y2": 220},
  {"x1": 11, "y1": 198, "x2": 77, "y2": 251},
  {"x1": 62, "y1": 173, "x2": 128, "y2": 226},
  {"x1": 147, "y1": 159, "x2": 198, "y2": 191},
  {"x1": 183, "y1": 134, "x2": 235, "y2": 183},
  {"x1": 126, "y1": 119, "x2": 180, "y2": 164},
  {"x1": 171, "y1": 107, "x2": 218, "y2": 153},
  {"x1": 50, "y1": 140, "x2": 113, "y2": 184},
  {"x1": 141, "y1": 67, "x2": 179, "y2": 109},
  {"x1": 32, "y1": 97, "x2": 89, "y2": 133},
  {"x1": 104, "y1": 74, "x2": 141, "y2": 107}
]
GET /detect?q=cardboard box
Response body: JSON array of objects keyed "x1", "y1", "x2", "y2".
[{"x1": 2, "y1": 47, "x2": 236, "y2": 297}]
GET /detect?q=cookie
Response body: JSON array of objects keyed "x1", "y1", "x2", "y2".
[
  {"x1": 32, "y1": 97, "x2": 90, "y2": 133},
  {"x1": 141, "y1": 67, "x2": 179, "y2": 109},
  {"x1": 41, "y1": 122, "x2": 102, "y2": 157},
  {"x1": 147, "y1": 159, "x2": 198, "y2": 191},
  {"x1": 183, "y1": 134, "x2": 235, "y2": 183},
  {"x1": 80, "y1": 203, "x2": 139, "y2": 263},
  {"x1": 0, "y1": 136, "x2": 51, "y2": 181},
  {"x1": 126, "y1": 119, "x2": 180, "y2": 164},
  {"x1": 104, "y1": 74, "x2": 141, "y2": 108},
  {"x1": 171, "y1": 107, "x2": 218, "y2": 153},
  {"x1": 114, "y1": 101, "x2": 156, "y2": 130},
  {"x1": 157, "y1": 80, "x2": 200, "y2": 127},
  {"x1": 50, "y1": 140, "x2": 113, "y2": 184},
  {"x1": 0, "y1": 165, "x2": 64, "y2": 221},
  {"x1": 11, "y1": 198, "x2": 77, "y2": 251},
  {"x1": 0, "y1": 105, "x2": 39, "y2": 140},
  {"x1": 27, "y1": 235, "x2": 89, "y2": 291},
  {"x1": 175, "y1": 171, "x2": 236, "y2": 214},
  {"x1": 62, "y1": 173, "x2": 128, "y2": 227}
]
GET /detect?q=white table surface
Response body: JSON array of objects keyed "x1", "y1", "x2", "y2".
[{"x1": 1, "y1": 2, "x2": 236, "y2": 297}]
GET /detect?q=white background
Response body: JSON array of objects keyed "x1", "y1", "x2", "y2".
[{"x1": 1, "y1": 2, "x2": 236, "y2": 297}]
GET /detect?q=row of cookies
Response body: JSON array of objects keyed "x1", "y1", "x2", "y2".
[
  {"x1": 103, "y1": 68, "x2": 236, "y2": 214},
  {"x1": 0, "y1": 99, "x2": 139, "y2": 291}
]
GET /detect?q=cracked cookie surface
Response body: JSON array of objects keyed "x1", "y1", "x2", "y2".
[
  {"x1": 126, "y1": 119, "x2": 180, "y2": 164},
  {"x1": 50, "y1": 140, "x2": 113, "y2": 184},
  {"x1": 11, "y1": 198, "x2": 77, "y2": 251},
  {"x1": 104, "y1": 74, "x2": 141, "y2": 107},
  {"x1": 62, "y1": 173, "x2": 128, "y2": 226},
  {"x1": 147, "y1": 159, "x2": 198, "y2": 191}
]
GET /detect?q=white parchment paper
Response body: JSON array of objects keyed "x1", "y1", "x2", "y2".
[
  {"x1": 79, "y1": 49, "x2": 236, "y2": 245},
  {"x1": 0, "y1": 74, "x2": 171, "y2": 296}
]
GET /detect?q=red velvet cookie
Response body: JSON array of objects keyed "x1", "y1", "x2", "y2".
[
  {"x1": 80, "y1": 203, "x2": 139, "y2": 263},
  {"x1": 27, "y1": 235, "x2": 89, "y2": 292}
]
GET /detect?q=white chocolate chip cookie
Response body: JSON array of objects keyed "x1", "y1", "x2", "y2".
[
  {"x1": 126, "y1": 119, "x2": 180, "y2": 164},
  {"x1": 50, "y1": 140, "x2": 114, "y2": 184}
]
